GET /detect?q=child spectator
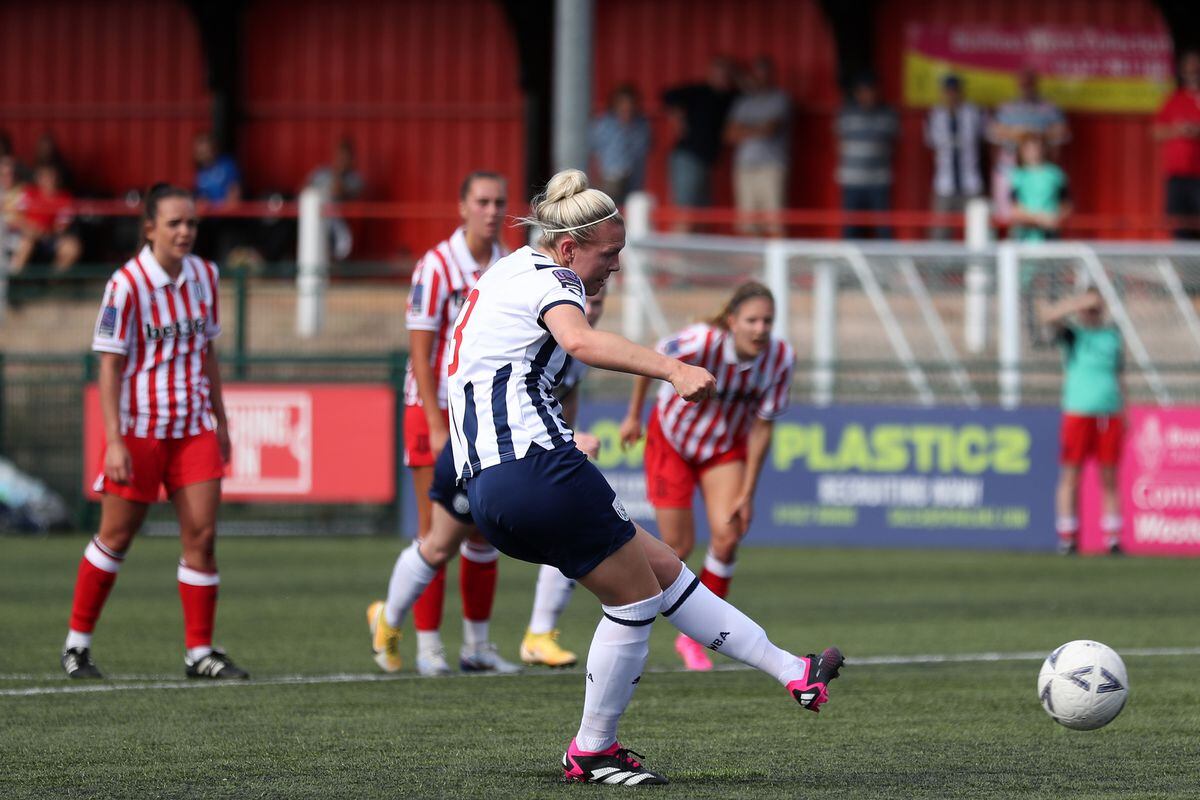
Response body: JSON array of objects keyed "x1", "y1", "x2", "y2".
[{"x1": 1009, "y1": 133, "x2": 1070, "y2": 242}]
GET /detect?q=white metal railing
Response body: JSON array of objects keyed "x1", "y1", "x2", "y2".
[{"x1": 620, "y1": 195, "x2": 1200, "y2": 407}]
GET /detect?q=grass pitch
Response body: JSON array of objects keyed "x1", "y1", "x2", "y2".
[{"x1": 1, "y1": 536, "x2": 1198, "y2": 799}]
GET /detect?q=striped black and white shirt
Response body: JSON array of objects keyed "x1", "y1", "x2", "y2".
[{"x1": 447, "y1": 246, "x2": 586, "y2": 480}]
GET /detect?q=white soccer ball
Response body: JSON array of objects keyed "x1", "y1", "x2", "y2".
[{"x1": 1037, "y1": 640, "x2": 1129, "y2": 730}]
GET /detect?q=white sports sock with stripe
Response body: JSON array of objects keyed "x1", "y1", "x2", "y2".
[
  {"x1": 528, "y1": 564, "x2": 577, "y2": 635},
  {"x1": 384, "y1": 541, "x2": 438, "y2": 628},
  {"x1": 574, "y1": 592, "x2": 661, "y2": 753},
  {"x1": 660, "y1": 565, "x2": 804, "y2": 686}
]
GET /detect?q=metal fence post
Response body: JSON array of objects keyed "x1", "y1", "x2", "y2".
[
  {"x1": 390, "y1": 350, "x2": 407, "y2": 537},
  {"x1": 764, "y1": 241, "x2": 789, "y2": 340},
  {"x1": 622, "y1": 191, "x2": 653, "y2": 343},
  {"x1": 297, "y1": 186, "x2": 329, "y2": 338},
  {"x1": 811, "y1": 261, "x2": 837, "y2": 406},
  {"x1": 996, "y1": 243, "x2": 1021, "y2": 409},
  {"x1": 963, "y1": 198, "x2": 991, "y2": 355},
  {"x1": 234, "y1": 267, "x2": 248, "y2": 379},
  {"x1": 77, "y1": 353, "x2": 98, "y2": 532}
]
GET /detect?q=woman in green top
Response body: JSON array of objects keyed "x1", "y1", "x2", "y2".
[{"x1": 1042, "y1": 289, "x2": 1125, "y2": 555}]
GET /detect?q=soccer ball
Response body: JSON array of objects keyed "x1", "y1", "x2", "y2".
[{"x1": 1037, "y1": 640, "x2": 1129, "y2": 730}]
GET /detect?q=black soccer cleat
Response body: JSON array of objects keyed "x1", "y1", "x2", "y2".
[
  {"x1": 562, "y1": 740, "x2": 669, "y2": 785},
  {"x1": 788, "y1": 646, "x2": 844, "y2": 712},
  {"x1": 61, "y1": 647, "x2": 104, "y2": 679},
  {"x1": 185, "y1": 649, "x2": 250, "y2": 680}
]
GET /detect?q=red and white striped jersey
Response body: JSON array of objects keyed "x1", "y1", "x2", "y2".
[
  {"x1": 91, "y1": 245, "x2": 222, "y2": 439},
  {"x1": 404, "y1": 227, "x2": 504, "y2": 408},
  {"x1": 653, "y1": 323, "x2": 794, "y2": 462}
]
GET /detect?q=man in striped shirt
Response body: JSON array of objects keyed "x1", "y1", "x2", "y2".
[{"x1": 835, "y1": 75, "x2": 898, "y2": 239}]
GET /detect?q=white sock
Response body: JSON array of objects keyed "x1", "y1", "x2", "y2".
[
  {"x1": 529, "y1": 564, "x2": 577, "y2": 634},
  {"x1": 463, "y1": 619, "x2": 489, "y2": 651},
  {"x1": 574, "y1": 592, "x2": 661, "y2": 753},
  {"x1": 187, "y1": 645, "x2": 214, "y2": 661},
  {"x1": 416, "y1": 630, "x2": 444, "y2": 654},
  {"x1": 65, "y1": 630, "x2": 92, "y2": 650},
  {"x1": 703, "y1": 549, "x2": 736, "y2": 578},
  {"x1": 660, "y1": 565, "x2": 803, "y2": 686},
  {"x1": 384, "y1": 541, "x2": 438, "y2": 628}
]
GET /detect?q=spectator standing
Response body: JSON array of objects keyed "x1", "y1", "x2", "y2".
[
  {"x1": 924, "y1": 74, "x2": 986, "y2": 239},
  {"x1": 1009, "y1": 134, "x2": 1070, "y2": 242},
  {"x1": 1042, "y1": 289, "x2": 1125, "y2": 555},
  {"x1": 304, "y1": 138, "x2": 366, "y2": 260},
  {"x1": 193, "y1": 132, "x2": 242, "y2": 206},
  {"x1": 835, "y1": 75, "x2": 898, "y2": 239},
  {"x1": 726, "y1": 57, "x2": 791, "y2": 236},
  {"x1": 32, "y1": 132, "x2": 73, "y2": 189},
  {"x1": 588, "y1": 85, "x2": 652, "y2": 206},
  {"x1": 10, "y1": 163, "x2": 81, "y2": 273},
  {"x1": 662, "y1": 57, "x2": 738, "y2": 219},
  {"x1": 988, "y1": 70, "x2": 1069, "y2": 219},
  {"x1": 0, "y1": 155, "x2": 25, "y2": 262},
  {"x1": 1153, "y1": 50, "x2": 1200, "y2": 239}
]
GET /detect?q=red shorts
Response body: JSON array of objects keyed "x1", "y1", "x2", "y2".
[
  {"x1": 404, "y1": 404, "x2": 449, "y2": 468},
  {"x1": 94, "y1": 429, "x2": 225, "y2": 504},
  {"x1": 644, "y1": 412, "x2": 746, "y2": 509},
  {"x1": 1060, "y1": 413, "x2": 1124, "y2": 466}
]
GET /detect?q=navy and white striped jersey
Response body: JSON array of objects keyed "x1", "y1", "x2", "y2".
[{"x1": 447, "y1": 246, "x2": 586, "y2": 480}]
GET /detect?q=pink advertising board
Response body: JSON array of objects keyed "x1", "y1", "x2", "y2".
[{"x1": 1080, "y1": 406, "x2": 1200, "y2": 556}]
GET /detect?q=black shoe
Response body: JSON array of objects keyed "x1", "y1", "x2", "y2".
[
  {"x1": 61, "y1": 647, "x2": 103, "y2": 679},
  {"x1": 1057, "y1": 537, "x2": 1078, "y2": 556},
  {"x1": 562, "y1": 741, "x2": 669, "y2": 785},
  {"x1": 1108, "y1": 542, "x2": 1124, "y2": 556},
  {"x1": 185, "y1": 649, "x2": 249, "y2": 680},
  {"x1": 789, "y1": 646, "x2": 845, "y2": 712}
]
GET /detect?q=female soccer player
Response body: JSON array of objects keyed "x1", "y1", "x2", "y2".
[
  {"x1": 446, "y1": 168, "x2": 842, "y2": 785},
  {"x1": 62, "y1": 184, "x2": 246, "y2": 680},
  {"x1": 373, "y1": 171, "x2": 518, "y2": 675},
  {"x1": 518, "y1": 287, "x2": 606, "y2": 668},
  {"x1": 619, "y1": 281, "x2": 794, "y2": 670},
  {"x1": 371, "y1": 293, "x2": 606, "y2": 674}
]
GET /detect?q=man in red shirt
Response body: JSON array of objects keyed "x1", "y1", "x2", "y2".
[
  {"x1": 10, "y1": 162, "x2": 81, "y2": 272},
  {"x1": 1154, "y1": 50, "x2": 1200, "y2": 239}
]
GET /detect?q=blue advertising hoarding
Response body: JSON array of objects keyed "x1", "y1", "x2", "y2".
[
  {"x1": 400, "y1": 403, "x2": 1062, "y2": 552},
  {"x1": 575, "y1": 403, "x2": 1062, "y2": 551}
]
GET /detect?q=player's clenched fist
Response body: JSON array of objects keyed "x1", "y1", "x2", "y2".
[{"x1": 669, "y1": 363, "x2": 716, "y2": 402}]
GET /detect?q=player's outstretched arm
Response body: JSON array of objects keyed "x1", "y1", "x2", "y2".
[{"x1": 544, "y1": 304, "x2": 714, "y2": 402}]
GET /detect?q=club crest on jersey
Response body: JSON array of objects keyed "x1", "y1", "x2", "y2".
[
  {"x1": 612, "y1": 496, "x2": 630, "y2": 521},
  {"x1": 98, "y1": 305, "x2": 118, "y2": 337},
  {"x1": 145, "y1": 317, "x2": 207, "y2": 341},
  {"x1": 552, "y1": 269, "x2": 584, "y2": 296}
]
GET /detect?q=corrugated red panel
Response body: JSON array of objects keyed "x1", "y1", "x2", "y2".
[
  {"x1": 0, "y1": 1, "x2": 210, "y2": 195},
  {"x1": 240, "y1": 0, "x2": 527, "y2": 258},
  {"x1": 876, "y1": 0, "x2": 1169, "y2": 236},
  {"x1": 593, "y1": 0, "x2": 839, "y2": 210}
]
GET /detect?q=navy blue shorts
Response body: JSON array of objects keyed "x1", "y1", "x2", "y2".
[
  {"x1": 428, "y1": 443, "x2": 474, "y2": 525},
  {"x1": 466, "y1": 443, "x2": 636, "y2": 580}
]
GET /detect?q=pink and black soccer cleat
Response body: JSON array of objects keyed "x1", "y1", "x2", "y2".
[
  {"x1": 674, "y1": 632, "x2": 714, "y2": 671},
  {"x1": 562, "y1": 739, "x2": 669, "y2": 785},
  {"x1": 787, "y1": 646, "x2": 844, "y2": 713}
]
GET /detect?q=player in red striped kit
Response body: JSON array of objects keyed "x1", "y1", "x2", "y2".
[
  {"x1": 620, "y1": 282, "x2": 794, "y2": 670},
  {"x1": 375, "y1": 171, "x2": 519, "y2": 675},
  {"x1": 61, "y1": 184, "x2": 246, "y2": 680}
]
